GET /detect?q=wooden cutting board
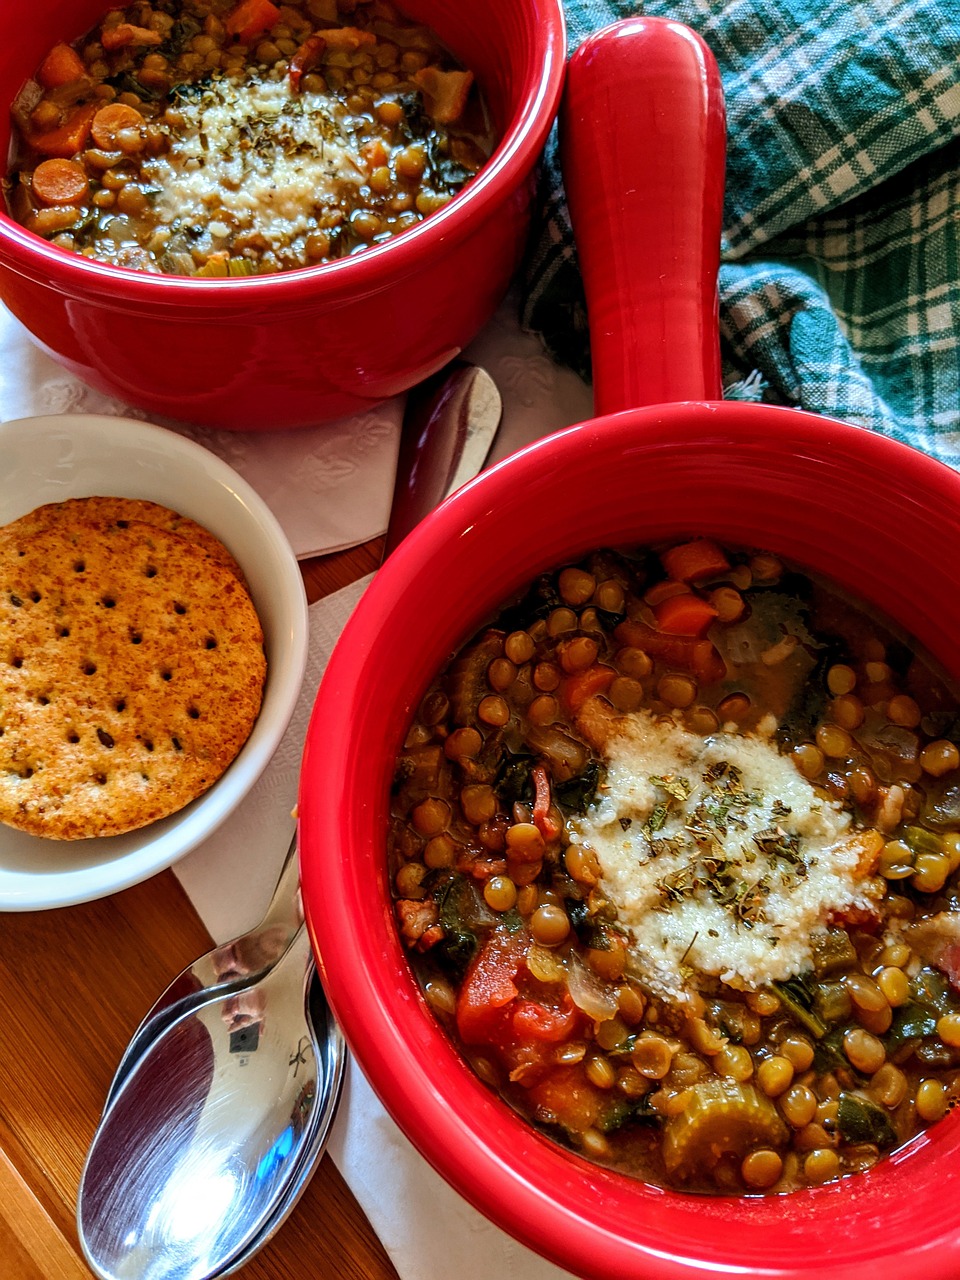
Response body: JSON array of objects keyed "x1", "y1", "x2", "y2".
[{"x1": 0, "y1": 541, "x2": 399, "y2": 1280}]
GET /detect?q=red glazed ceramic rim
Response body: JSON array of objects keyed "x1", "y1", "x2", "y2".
[
  {"x1": 300, "y1": 402, "x2": 960, "y2": 1280},
  {"x1": 0, "y1": 0, "x2": 567, "y2": 308}
]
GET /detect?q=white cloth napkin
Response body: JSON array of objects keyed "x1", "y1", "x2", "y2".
[{"x1": 175, "y1": 579, "x2": 576, "y2": 1280}]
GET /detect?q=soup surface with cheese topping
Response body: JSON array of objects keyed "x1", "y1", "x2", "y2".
[
  {"x1": 5, "y1": 0, "x2": 493, "y2": 274},
  {"x1": 390, "y1": 539, "x2": 960, "y2": 1194}
]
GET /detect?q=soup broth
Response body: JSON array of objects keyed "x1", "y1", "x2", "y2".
[{"x1": 390, "y1": 539, "x2": 960, "y2": 1195}]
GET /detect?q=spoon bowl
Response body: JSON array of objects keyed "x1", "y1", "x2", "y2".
[
  {"x1": 78, "y1": 924, "x2": 344, "y2": 1280},
  {"x1": 102, "y1": 833, "x2": 303, "y2": 1114}
]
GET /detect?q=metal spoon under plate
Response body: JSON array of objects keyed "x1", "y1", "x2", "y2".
[
  {"x1": 102, "y1": 832, "x2": 303, "y2": 1113},
  {"x1": 79, "y1": 918, "x2": 342, "y2": 1280}
]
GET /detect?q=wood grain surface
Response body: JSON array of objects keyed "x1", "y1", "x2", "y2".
[{"x1": 0, "y1": 540, "x2": 399, "y2": 1280}]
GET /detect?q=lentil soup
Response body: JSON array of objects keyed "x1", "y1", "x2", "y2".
[
  {"x1": 390, "y1": 538, "x2": 960, "y2": 1195},
  {"x1": 4, "y1": 0, "x2": 494, "y2": 274}
]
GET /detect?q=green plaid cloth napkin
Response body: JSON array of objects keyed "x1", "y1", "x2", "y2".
[{"x1": 521, "y1": 0, "x2": 960, "y2": 459}]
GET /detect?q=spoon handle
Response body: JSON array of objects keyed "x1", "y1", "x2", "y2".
[{"x1": 209, "y1": 965, "x2": 347, "y2": 1279}]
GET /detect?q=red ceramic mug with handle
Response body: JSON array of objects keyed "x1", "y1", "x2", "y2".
[{"x1": 299, "y1": 19, "x2": 960, "y2": 1278}]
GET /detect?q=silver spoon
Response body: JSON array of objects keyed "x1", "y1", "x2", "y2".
[
  {"x1": 102, "y1": 832, "x2": 303, "y2": 1113},
  {"x1": 203, "y1": 971, "x2": 341, "y2": 1279},
  {"x1": 78, "y1": 919, "x2": 343, "y2": 1280}
]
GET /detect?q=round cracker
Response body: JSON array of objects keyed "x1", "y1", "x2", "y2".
[
  {"x1": 0, "y1": 519, "x2": 266, "y2": 840},
  {"x1": 1, "y1": 496, "x2": 244, "y2": 582}
]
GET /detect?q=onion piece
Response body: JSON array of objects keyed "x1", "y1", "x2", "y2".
[{"x1": 565, "y1": 950, "x2": 620, "y2": 1022}]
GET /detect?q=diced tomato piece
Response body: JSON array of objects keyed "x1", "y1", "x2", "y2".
[
  {"x1": 530, "y1": 763, "x2": 562, "y2": 841},
  {"x1": 511, "y1": 996, "x2": 578, "y2": 1043},
  {"x1": 288, "y1": 33, "x2": 326, "y2": 91},
  {"x1": 614, "y1": 618, "x2": 726, "y2": 685},
  {"x1": 456, "y1": 925, "x2": 527, "y2": 1044},
  {"x1": 653, "y1": 593, "x2": 718, "y2": 637},
  {"x1": 690, "y1": 640, "x2": 727, "y2": 684},
  {"x1": 937, "y1": 943, "x2": 960, "y2": 991},
  {"x1": 660, "y1": 538, "x2": 730, "y2": 583}
]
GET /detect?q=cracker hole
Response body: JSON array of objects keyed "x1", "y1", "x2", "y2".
[
  {"x1": 74, "y1": 560, "x2": 85, "y2": 573},
  {"x1": 11, "y1": 656, "x2": 23, "y2": 669},
  {"x1": 67, "y1": 732, "x2": 80, "y2": 744},
  {"x1": 116, "y1": 519, "x2": 129, "y2": 528},
  {"x1": 95, "y1": 773, "x2": 107, "y2": 785},
  {"x1": 21, "y1": 767, "x2": 34, "y2": 779},
  {"x1": 9, "y1": 594, "x2": 22, "y2": 607},
  {"x1": 205, "y1": 636, "x2": 217, "y2": 650},
  {"x1": 144, "y1": 565, "x2": 157, "y2": 579},
  {"x1": 101, "y1": 596, "x2": 116, "y2": 609},
  {"x1": 187, "y1": 706, "x2": 200, "y2": 719},
  {"x1": 130, "y1": 632, "x2": 142, "y2": 645},
  {"x1": 83, "y1": 661, "x2": 97, "y2": 676},
  {"x1": 144, "y1": 740, "x2": 154, "y2": 752},
  {"x1": 30, "y1": 591, "x2": 40, "y2": 603},
  {"x1": 59, "y1": 626, "x2": 70, "y2": 638},
  {"x1": 115, "y1": 699, "x2": 126, "y2": 713},
  {"x1": 172, "y1": 736, "x2": 182, "y2": 751},
  {"x1": 174, "y1": 602, "x2": 187, "y2": 615},
  {"x1": 161, "y1": 669, "x2": 172, "y2": 681},
  {"x1": 37, "y1": 695, "x2": 49, "y2": 706},
  {"x1": 97, "y1": 728, "x2": 115, "y2": 749}
]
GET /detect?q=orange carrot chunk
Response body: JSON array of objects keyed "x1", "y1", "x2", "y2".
[
  {"x1": 661, "y1": 538, "x2": 731, "y2": 583},
  {"x1": 653, "y1": 593, "x2": 719, "y2": 637},
  {"x1": 31, "y1": 157, "x2": 89, "y2": 206},
  {"x1": 37, "y1": 43, "x2": 86, "y2": 89},
  {"x1": 224, "y1": 0, "x2": 282, "y2": 42},
  {"x1": 31, "y1": 104, "x2": 97, "y2": 158},
  {"x1": 91, "y1": 102, "x2": 145, "y2": 150},
  {"x1": 561, "y1": 664, "x2": 617, "y2": 713}
]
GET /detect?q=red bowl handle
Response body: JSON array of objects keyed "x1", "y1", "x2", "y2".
[{"x1": 560, "y1": 17, "x2": 726, "y2": 414}]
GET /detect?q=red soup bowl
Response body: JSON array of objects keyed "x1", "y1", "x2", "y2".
[
  {"x1": 0, "y1": 0, "x2": 565, "y2": 429},
  {"x1": 299, "y1": 18, "x2": 960, "y2": 1280}
]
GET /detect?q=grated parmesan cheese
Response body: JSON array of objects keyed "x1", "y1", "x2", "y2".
[
  {"x1": 142, "y1": 70, "x2": 367, "y2": 264},
  {"x1": 568, "y1": 710, "x2": 880, "y2": 998}
]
